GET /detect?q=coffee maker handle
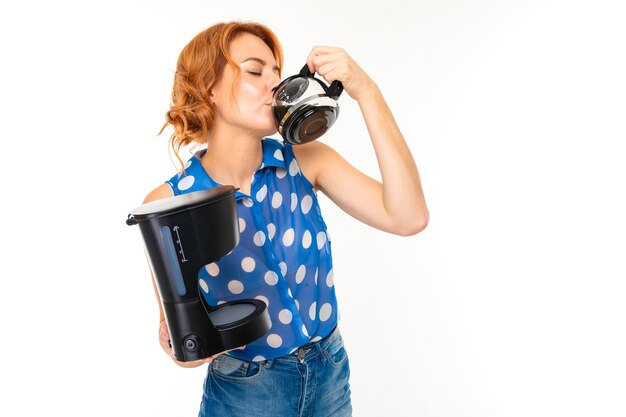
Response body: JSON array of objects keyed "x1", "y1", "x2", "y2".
[{"x1": 299, "y1": 64, "x2": 343, "y2": 100}]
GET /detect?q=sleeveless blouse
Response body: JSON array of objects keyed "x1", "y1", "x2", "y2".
[{"x1": 165, "y1": 138, "x2": 340, "y2": 362}]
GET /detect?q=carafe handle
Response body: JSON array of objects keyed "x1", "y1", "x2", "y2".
[{"x1": 298, "y1": 64, "x2": 343, "y2": 100}]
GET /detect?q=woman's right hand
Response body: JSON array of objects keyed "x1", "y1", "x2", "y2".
[{"x1": 159, "y1": 320, "x2": 217, "y2": 368}]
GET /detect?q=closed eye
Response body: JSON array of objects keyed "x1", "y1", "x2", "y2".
[{"x1": 248, "y1": 72, "x2": 262, "y2": 76}]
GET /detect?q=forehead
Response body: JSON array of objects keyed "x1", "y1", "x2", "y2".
[{"x1": 229, "y1": 32, "x2": 276, "y2": 64}]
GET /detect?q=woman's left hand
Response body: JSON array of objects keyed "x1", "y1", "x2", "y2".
[{"x1": 306, "y1": 46, "x2": 377, "y2": 101}]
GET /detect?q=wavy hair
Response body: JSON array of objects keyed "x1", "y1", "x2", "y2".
[{"x1": 158, "y1": 21, "x2": 284, "y2": 172}]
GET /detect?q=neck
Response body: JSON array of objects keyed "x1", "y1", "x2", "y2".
[{"x1": 200, "y1": 121, "x2": 264, "y2": 186}]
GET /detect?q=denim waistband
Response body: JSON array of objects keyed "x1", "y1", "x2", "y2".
[{"x1": 266, "y1": 324, "x2": 341, "y2": 365}]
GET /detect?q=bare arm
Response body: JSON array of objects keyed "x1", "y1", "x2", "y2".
[
  {"x1": 353, "y1": 83, "x2": 429, "y2": 234},
  {"x1": 294, "y1": 90, "x2": 429, "y2": 237},
  {"x1": 296, "y1": 46, "x2": 429, "y2": 236}
]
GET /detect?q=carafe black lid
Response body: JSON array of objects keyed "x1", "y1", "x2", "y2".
[{"x1": 127, "y1": 185, "x2": 237, "y2": 224}]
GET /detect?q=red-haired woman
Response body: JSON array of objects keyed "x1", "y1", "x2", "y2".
[{"x1": 142, "y1": 21, "x2": 428, "y2": 417}]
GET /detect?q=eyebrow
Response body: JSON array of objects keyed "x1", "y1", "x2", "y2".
[{"x1": 241, "y1": 57, "x2": 281, "y2": 73}]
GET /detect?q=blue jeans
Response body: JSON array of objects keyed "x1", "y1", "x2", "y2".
[{"x1": 198, "y1": 325, "x2": 352, "y2": 417}]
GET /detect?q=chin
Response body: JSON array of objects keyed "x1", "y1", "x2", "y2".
[
  {"x1": 257, "y1": 124, "x2": 278, "y2": 138},
  {"x1": 241, "y1": 118, "x2": 277, "y2": 138}
]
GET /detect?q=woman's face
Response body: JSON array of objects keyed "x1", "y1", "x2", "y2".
[{"x1": 210, "y1": 33, "x2": 282, "y2": 137}]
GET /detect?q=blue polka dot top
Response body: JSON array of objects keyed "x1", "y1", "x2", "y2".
[{"x1": 165, "y1": 138, "x2": 339, "y2": 362}]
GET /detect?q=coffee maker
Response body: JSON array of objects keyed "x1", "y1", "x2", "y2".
[{"x1": 126, "y1": 185, "x2": 271, "y2": 362}]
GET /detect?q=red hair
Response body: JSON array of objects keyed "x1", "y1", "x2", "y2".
[{"x1": 158, "y1": 21, "x2": 284, "y2": 172}]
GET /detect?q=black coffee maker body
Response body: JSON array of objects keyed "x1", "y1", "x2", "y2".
[{"x1": 127, "y1": 186, "x2": 271, "y2": 362}]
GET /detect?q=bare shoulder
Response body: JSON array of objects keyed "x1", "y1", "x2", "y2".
[
  {"x1": 143, "y1": 182, "x2": 174, "y2": 204},
  {"x1": 291, "y1": 140, "x2": 339, "y2": 191}
]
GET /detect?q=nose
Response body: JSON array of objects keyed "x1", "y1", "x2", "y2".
[{"x1": 269, "y1": 74, "x2": 281, "y2": 94}]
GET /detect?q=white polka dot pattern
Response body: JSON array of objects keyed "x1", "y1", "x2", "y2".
[
  {"x1": 271, "y1": 191, "x2": 283, "y2": 208},
  {"x1": 316, "y1": 231, "x2": 327, "y2": 250},
  {"x1": 282, "y1": 228, "x2": 295, "y2": 246},
  {"x1": 309, "y1": 302, "x2": 317, "y2": 320},
  {"x1": 289, "y1": 159, "x2": 300, "y2": 176},
  {"x1": 267, "y1": 223, "x2": 276, "y2": 240},
  {"x1": 178, "y1": 175, "x2": 195, "y2": 191},
  {"x1": 276, "y1": 168, "x2": 287, "y2": 179},
  {"x1": 295, "y1": 264, "x2": 306, "y2": 284},
  {"x1": 228, "y1": 280, "x2": 244, "y2": 294},
  {"x1": 319, "y1": 303, "x2": 332, "y2": 321},
  {"x1": 241, "y1": 257, "x2": 255, "y2": 272},
  {"x1": 205, "y1": 263, "x2": 219, "y2": 277},
  {"x1": 301, "y1": 195, "x2": 313, "y2": 214},
  {"x1": 278, "y1": 309, "x2": 292, "y2": 324},
  {"x1": 253, "y1": 231, "x2": 266, "y2": 246},
  {"x1": 256, "y1": 184, "x2": 268, "y2": 202},
  {"x1": 302, "y1": 230, "x2": 312, "y2": 249},
  {"x1": 267, "y1": 333, "x2": 282, "y2": 348},
  {"x1": 264, "y1": 271, "x2": 278, "y2": 285},
  {"x1": 291, "y1": 193, "x2": 298, "y2": 212}
]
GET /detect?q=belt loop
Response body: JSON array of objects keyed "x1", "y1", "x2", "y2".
[{"x1": 314, "y1": 339, "x2": 325, "y2": 359}]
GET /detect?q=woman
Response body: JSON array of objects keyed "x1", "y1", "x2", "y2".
[{"x1": 143, "y1": 21, "x2": 428, "y2": 417}]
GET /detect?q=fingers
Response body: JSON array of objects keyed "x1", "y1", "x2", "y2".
[
  {"x1": 159, "y1": 321, "x2": 169, "y2": 343},
  {"x1": 305, "y1": 47, "x2": 355, "y2": 88},
  {"x1": 312, "y1": 52, "x2": 345, "y2": 73},
  {"x1": 306, "y1": 46, "x2": 344, "y2": 73},
  {"x1": 318, "y1": 61, "x2": 347, "y2": 83},
  {"x1": 159, "y1": 321, "x2": 174, "y2": 356}
]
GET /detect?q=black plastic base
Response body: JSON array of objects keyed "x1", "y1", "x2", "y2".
[{"x1": 164, "y1": 298, "x2": 271, "y2": 362}]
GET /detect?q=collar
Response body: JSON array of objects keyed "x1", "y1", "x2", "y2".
[{"x1": 260, "y1": 138, "x2": 287, "y2": 170}]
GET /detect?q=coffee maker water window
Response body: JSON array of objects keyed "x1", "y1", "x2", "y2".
[{"x1": 160, "y1": 225, "x2": 187, "y2": 296}]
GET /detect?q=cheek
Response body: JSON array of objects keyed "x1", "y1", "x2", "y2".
[
  {"x1": 239, "y1": 81, "x2": 264, "y2": 101},
  {"x1": 237, "y1": 82, "x2": 273, "y2": 124}
]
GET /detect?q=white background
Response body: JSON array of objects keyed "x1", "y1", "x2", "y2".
[{"x1": 1, "y1": 0, "x2": 625, "y2": 416}]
